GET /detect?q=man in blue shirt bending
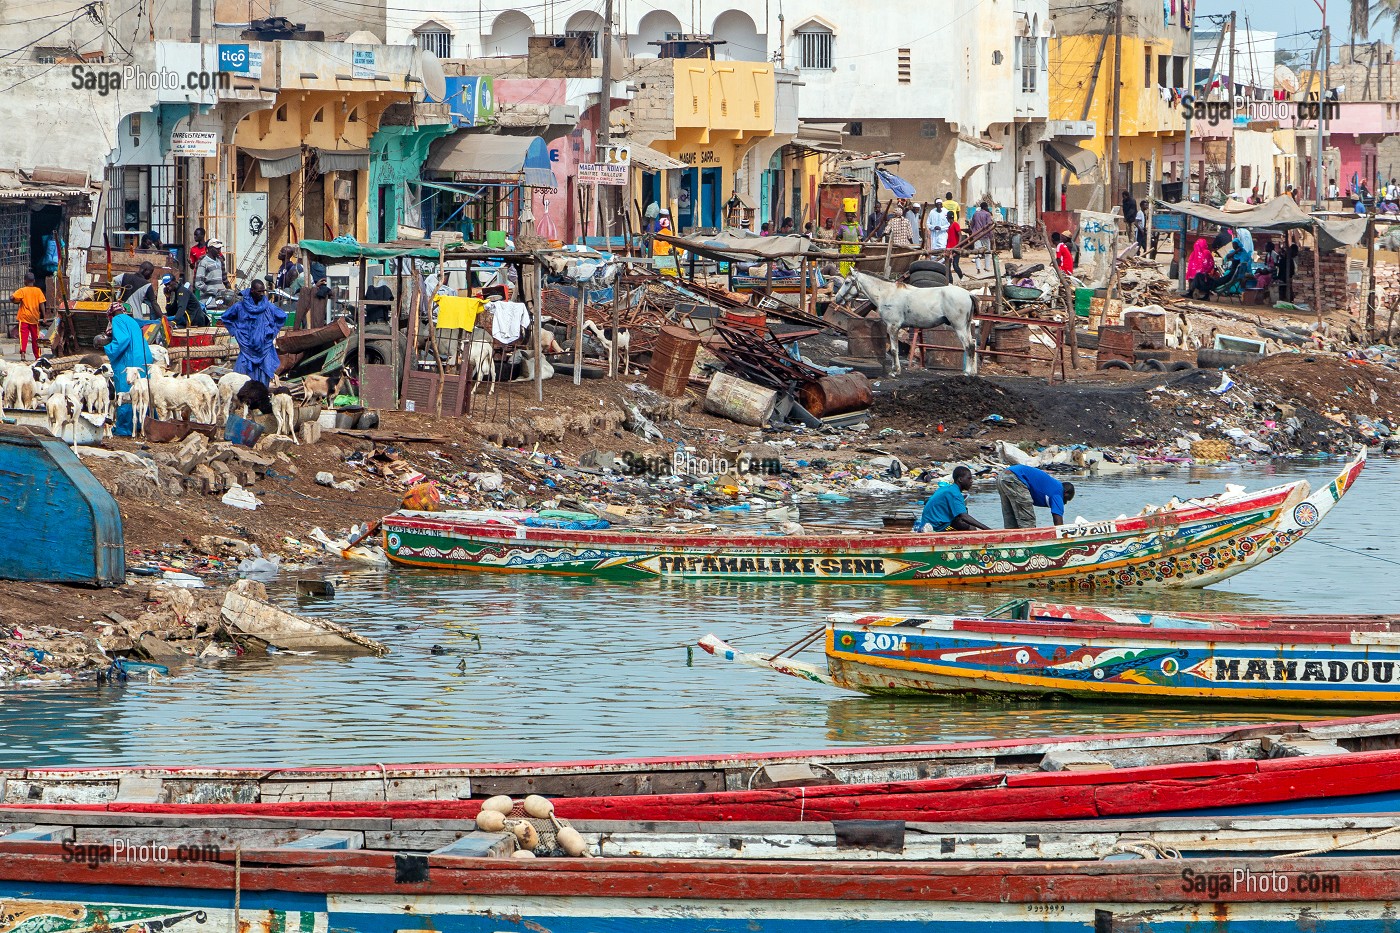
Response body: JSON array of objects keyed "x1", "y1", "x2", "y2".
[
  {"x1": 919, "y1": 466, "x2": 991, "y2": 532},
  {"x1": 996, "y1": 464, "x2": 1075, "y2": 529}
]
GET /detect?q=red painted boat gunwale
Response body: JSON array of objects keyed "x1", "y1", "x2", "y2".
[
  {"x1": 933, "y1": 617, "x2": 1398, "y2": 645},
  {"x1": 0, "y1": 846, "x2": 1398, "y2": 905},
  {"x1": 16, "y1": 710, "x2": 1400, "y2": 781}
]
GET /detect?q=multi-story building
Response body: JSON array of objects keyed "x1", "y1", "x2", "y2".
[
  {"x1": 386, "y1": 0, "x2": 1051, "y2": 225},
  {"x1": 1049, "y1": 0, "x2": 1189, "y2": 207}
]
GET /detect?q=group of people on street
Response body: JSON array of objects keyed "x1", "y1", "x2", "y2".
[{"x1": 918, "y1": 464, "x2": 1075, "y2": 533}]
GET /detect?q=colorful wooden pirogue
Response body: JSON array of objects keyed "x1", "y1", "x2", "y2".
[
  {"x1": 5, "y1": 802, "x2": 1400, "y2": 930},
  {"x1": 380, "y1": 452, "x2": 1364, "y2": 587},
  {"x1": 700, "y1": 596, "x2": 1400, "y2": 703},
  {"x1": 15, "y1": 713, "x2": 1400, "y2": 823}
]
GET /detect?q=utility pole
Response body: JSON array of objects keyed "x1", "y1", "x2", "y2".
[
  {"x1": 1224, "y1": 11, "x2": 1237, "y2": 196},
  {"x1": 190, "y1": 0, "x2": 200, "y2": 42},
  {"x1": 1179, "y1": 0, "x2": 1195, "y2": 291},
  {"x1": 1315, "y1": 25, "x2": 1328, "y2": 208},
  {"x1": 1109, "y1": 0, "x2": 1124, "y2": 210},
  {"x1": 598, "y1": 0, "x2": 615, "y2": 240}
]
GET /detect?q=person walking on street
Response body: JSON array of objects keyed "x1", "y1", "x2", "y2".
[
  {"x1": 946, "y1": 210, "x2": 964, "y2": 280},
  {"x1": 9, "y1": 271, "x2": 45, "y2": 361},
  {"x1": 925, "y1": 203, "x2": 949, "y2": 254},
  {"x1": 996, "y1": 464, "x2": 1075, "y2": 529},
  {"x1": 194, "y1": 239, "x2": 228, "y2": 299},
  {"x1": 968, "y1": 202, "x2": 994, "y2": 275},
  {"x1": 220, "y1": 279, "x2": 287, "y2": 384}
]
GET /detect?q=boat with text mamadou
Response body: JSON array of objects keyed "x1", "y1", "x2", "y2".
[
  {"x1": 380, "y1": 452, "x2": 1364, "y2": 587},
  {"x1": 700, "y1": 595, "x2": 1400, "y2": 703}
]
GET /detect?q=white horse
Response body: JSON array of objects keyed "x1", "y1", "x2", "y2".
[{"x1": 834, "y1": 269, "x2": 979, "y2": 376}]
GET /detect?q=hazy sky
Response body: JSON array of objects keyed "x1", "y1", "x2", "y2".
[{"x1": 1195, "y1": 0, "x2": 1393, "y2": 59}]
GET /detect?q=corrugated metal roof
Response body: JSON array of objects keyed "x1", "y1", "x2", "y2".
[{"x1": 0, "y1": 185, "x2": 91, "y2": 199}]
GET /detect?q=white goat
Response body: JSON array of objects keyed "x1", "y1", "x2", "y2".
[
  {"x1": 0, "y1": 361, "x2": 36, "y2": 411},
  {"x1": 189, "y1": 372, "x2": 220, "y2": 424},
  {"x1": 581, "y1": 320, "x2": 631, "y2": 375},
  {"x1": 217, "y1": 372, "x2": 250, "y2": 422},
  {"x1": 147, "y1": 362, "x2": 204, "y2": 422},
  {"x1": 148, "y1": 345, "x2": 170, "y2": 368},
  {"x1": 124, "y1": 366, "x2": 151, "y2": 436},
  {"x1": 510, "y1": 347, "x2": 554, "y2": 382},
  {"x1": 271, "y1": 391, "x2": 298, "y2": 443},
  {"x1": 44, "y1": 387, "x2": 76, "y2": 444},
  {"x1": 466, "y1": 328, "x2": 496, "y2": 397}
]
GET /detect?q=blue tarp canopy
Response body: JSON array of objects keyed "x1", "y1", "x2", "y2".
[{"x1": 876, "y1": 168, "x2": 916, "y2": 199}]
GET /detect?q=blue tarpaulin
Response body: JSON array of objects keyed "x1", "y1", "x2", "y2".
[{"x1": 876, "y1": 168, "x2": 916, "y2": 199}]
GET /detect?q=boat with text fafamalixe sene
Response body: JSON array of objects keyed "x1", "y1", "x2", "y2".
[
  {"x1": 700, "y1": 594, "x2": 1400, "y2": 704},
  {"x1": 380, "y1": 452, "x2": 1364, "y2": 587}
]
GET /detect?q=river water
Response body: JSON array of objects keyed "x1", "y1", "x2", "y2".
[{"x1": 1, "y1": 455, "x2": 1390, "y2": 768}]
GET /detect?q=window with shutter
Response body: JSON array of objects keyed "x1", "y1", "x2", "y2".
[
  {"x1": 797, "y1": 26, "x2": 833, "y2": 69},
  {"x1": 415, "y1": 26, "x2": 453, "y2": 59}
]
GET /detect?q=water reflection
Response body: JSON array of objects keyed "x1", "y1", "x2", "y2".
[{"x1": 0, "y1": 456, "x2": 1387, "y2": 767}]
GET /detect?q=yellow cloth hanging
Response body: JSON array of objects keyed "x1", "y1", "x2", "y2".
[{"x1": 434, "y1": 295, "x2": 483, "y2": 331}]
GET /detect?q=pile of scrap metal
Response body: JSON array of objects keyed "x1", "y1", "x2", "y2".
[{"x1": 702, "y1": 321, "x2": 873, "y2": 429}]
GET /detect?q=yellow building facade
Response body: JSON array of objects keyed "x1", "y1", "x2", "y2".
[{"x1": 1049, "y1": 8, "x2": 1188, "y2": 201}]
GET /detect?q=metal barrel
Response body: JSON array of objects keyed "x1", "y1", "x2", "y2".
[
  {"x1": 644, "y1": 325, "x2": 702, "y2": 398},
  {"x1": 1096, "y1": 325, "x2": 1136, "y2": 368},
  {"x1": 704, "y1": 372, "x2": 778, "y2": 426},
  {"x1": 798, "y1": 373, "x2": 874, "y2": 417}
]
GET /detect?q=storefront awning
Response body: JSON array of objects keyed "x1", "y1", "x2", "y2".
[
  {"x1": 242, "y1": 147, "x2": 302, "y2": 178},
  {"x1": 1158, "y1": 196, "x2": 1367, "y2": 251},
  {"x1": 316, "y1": 148, "x2": 370, "y2": 173},
  {"x1": 793, "y1": 121, "x2": 846, "y2": 151},
  {"x1": 1044, "y1": 140, "x2": 1098, "y2": 177},
  {"x1": 425, "y1": 133, "x2": 557, "y2": 189},
  {"x1": 621, "y1": 142, "x2": 686, "y2": 171}
]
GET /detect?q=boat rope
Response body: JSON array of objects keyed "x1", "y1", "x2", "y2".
[
  {"x1": 774, "y1": 626, "x2": 826, "y2": 660},
  {"x1": 1271, "y1": 823, "x2": 1400, "y2": 859},
  {"x1": 1108, "y1": 841, "x2": 1181, "y2": 860},
  {"x1": 582, "y1": 622, "x2": 822, "y2": 659},
  {"x1": 233, "y1": 847, "x2": 241, "y2": 933},
  {"x1": 746, "y1": 761, "x2": 840, "y2": 791}
]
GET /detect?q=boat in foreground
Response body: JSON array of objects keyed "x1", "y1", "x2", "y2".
[
  {"x1": 380, "y1": 452, "x2": 1364, "y2": 587},
  {"x1": 2, "y1": 807, "x2": 1400, "y2": 930},
  {"x1": 15, "y1": 713, "x2": 1400, "y2": 824},
  {"x1": 701, "y1": 596, "x2": 1400, "y2": 703}
]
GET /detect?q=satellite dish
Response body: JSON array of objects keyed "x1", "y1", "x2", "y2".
[{"x1": 420, "y1": 51, "x2": 447, "y2": 102}]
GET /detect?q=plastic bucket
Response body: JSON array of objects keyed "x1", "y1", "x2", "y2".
[
  {"x1": 842, "y1": 197, "x2": 859, "y2": 213},
  {"x1": 1074, "y1": 287, "x2": 1095, "y2": 317},
  {"x1": 486, "y1": 230, "x2": 508, "y2": 249},
  {"x1": 224, "y1": 414, "x2": 265, "y2": 447}
]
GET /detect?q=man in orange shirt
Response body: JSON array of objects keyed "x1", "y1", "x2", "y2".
[{"x1": 10, "y1": 271, "x2": 45, "y2": 361}]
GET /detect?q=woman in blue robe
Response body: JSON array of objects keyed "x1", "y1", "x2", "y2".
[
  {"x1": 95, "y1": 303, "x2": 153, "y2": 437},
  {"x1": 220, "y1": 279, "x2": 288, "y2": 384}
]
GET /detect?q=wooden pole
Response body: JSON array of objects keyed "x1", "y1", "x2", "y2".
[
  {"x1": 1224, "y1": 12, "x2": 1237, "y2": 196},
  {"x1": 1108, "y1": 0, "x2": 1123, "y2": 209},
  {"x1": 531, "y1": 258, "x2": 543, "y2": 402},
  {"x1": 430, "y1": 245, "x2": 448, "y2": 417},
  {"x1": 391, "y1": 258, "x2": 402, "y2": 406},
  {"x1": 1312, "y1": 223, "x2": 1324, "y2": 326},
  {"x1": 1366, "y1": 212, "x2": 1378, "y2": 337},
  {"x1": 400, "y1": 264, "x2": 421, "y2": 407},
  {"x1": 609, "y1": 283, "x2": 621, "y2": 378},
  {"x1": 356, "y1": 256, "x2": 367, "y2": 400},
  {"x1": 571, "y1": 291, "x2": 583, "y2": 386}
]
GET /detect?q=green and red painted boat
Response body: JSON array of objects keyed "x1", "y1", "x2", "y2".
[{"x1": 381, "y1": 452, "x2": 1365, "y2": 588}]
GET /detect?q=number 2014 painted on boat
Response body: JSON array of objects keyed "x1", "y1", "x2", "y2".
[{"x1": 862, "y1": 632, "x2": 909, "y2": 653}]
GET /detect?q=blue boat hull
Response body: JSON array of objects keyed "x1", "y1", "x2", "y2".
[{"x1": 0, "y1": 424, "x2": 123, "y2": 585}]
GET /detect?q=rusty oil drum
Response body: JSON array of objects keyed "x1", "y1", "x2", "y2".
[
  {"x1": 1096, "y1": 325, "x2": 1136, "y2": 368},
  {"x1": 645, "y1": 325, "x2": 702, "y2": 397},
  {"x1": 799, "y1": 373, "x2": 874, "y2": 418}
]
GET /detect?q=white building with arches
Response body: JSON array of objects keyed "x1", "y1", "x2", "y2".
[{"x1": 387, "y1": 0, "x2": 1052, "y2": 219}]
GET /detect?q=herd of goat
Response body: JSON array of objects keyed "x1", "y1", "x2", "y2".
[{"x1": 0, "y1": 348, "x2": 332, "y2": 445}]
